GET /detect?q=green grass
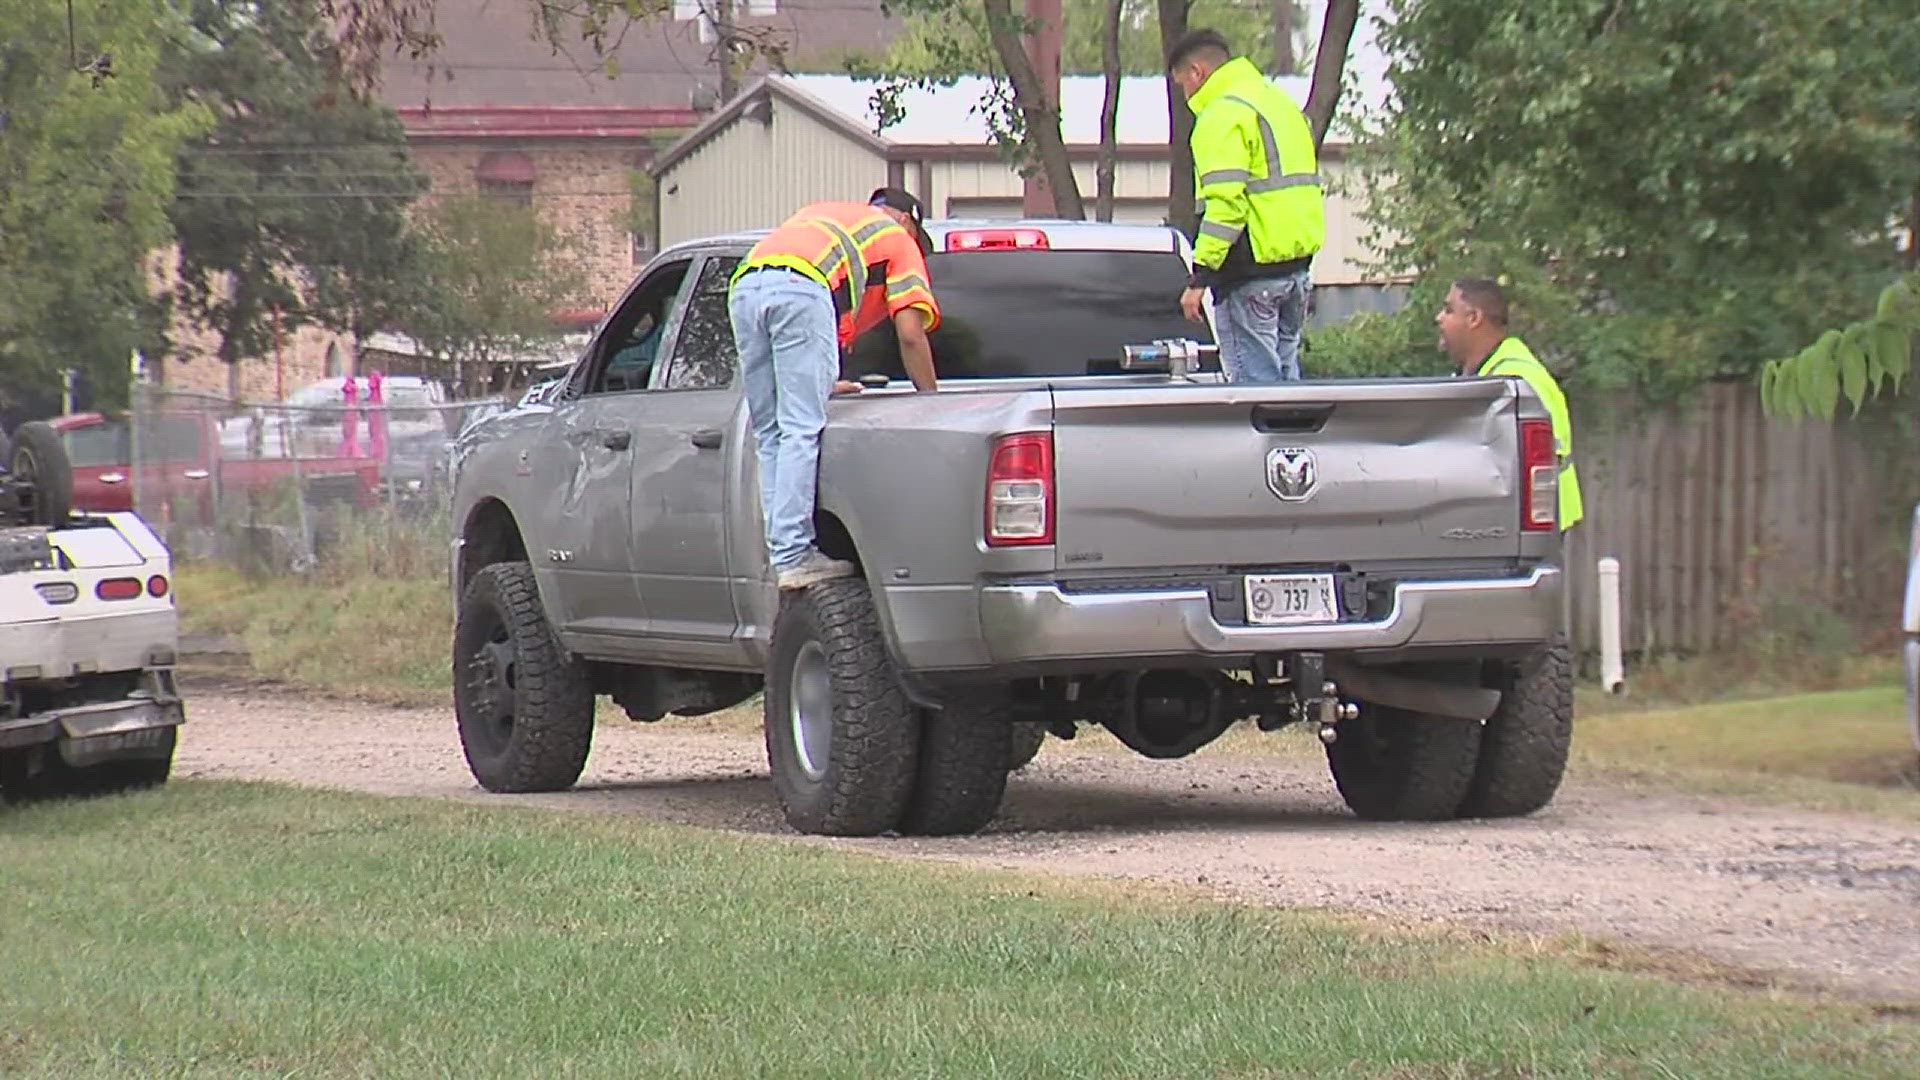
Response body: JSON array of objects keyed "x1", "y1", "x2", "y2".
[
  {"x1": 3, "y1": 782, "x2": 1916, "y2": 1079},
  {"x1": 177, "y1": 561, "x2": 451, "y2": 702}
]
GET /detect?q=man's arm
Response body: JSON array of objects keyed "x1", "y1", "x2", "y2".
[
  {"x1": 1189, "y1": 106, "x2": 1253, "y2": 283},
  {"x1": 893, "y1": 307, "x2": 937, "y2": 392}
]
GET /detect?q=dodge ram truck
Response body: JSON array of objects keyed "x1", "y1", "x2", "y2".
[{"x1": 447, "y1": 220, "x2": 1573, "y2": 837}]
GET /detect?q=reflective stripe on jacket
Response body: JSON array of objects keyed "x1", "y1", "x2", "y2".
[
  {"x1": 733, "y1": 201, "x2": 940, "y2": 347},
  {"x1": 1478, "y1": 336, "x2": 1585, "y2": 531},
  {"x1": 1186, "y1": 57, "x2": 1325, "y2": 286}
]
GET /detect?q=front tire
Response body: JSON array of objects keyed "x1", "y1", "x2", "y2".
[
  {"x1": 1326, "y1": 705, "x2": 1481, "y2": 821},
  {"x1": 764, "y1": 579, "x2": 920, "y2": 836},
  {"x1": 453, "y1": 561, "x2": 595, "y2": 793},
  {"x1": 1460, "y1": 639, "x2": 1574, "y2": 818}
]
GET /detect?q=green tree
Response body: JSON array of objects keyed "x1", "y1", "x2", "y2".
[
  {"x1": 0, "y1": 0, "x2": 211, "y2": 419},
  {"x1": 1355, "y1": 0, "x2": 1919, "y2": 400},
  {"x1": 162, "y1": 0, "x2": 432, "y2": 369},
  {"x1": 398, "y1": 195, "x2": 589, "y2": 397}
]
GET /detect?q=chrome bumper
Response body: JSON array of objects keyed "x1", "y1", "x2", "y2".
[{"x1": 973, "y1": 566, "x2": 1562, "y2": 665}]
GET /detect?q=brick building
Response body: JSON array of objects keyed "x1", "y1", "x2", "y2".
[{"x1": 158, "y1": 0, "x2": 901, "y2": 402}]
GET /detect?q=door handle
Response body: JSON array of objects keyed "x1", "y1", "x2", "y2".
[
  {"x1": 600, "y1": 429, "x2": 632, "y2": 451},
  {"x1": 690, "y1": 429, "x2": 723, "y2": 450},
  {"x1": 183, "y1": 469, "x2": 210, "y2": 481},
  {"x1": 100, "y1": 472, "x2": 127, "y2": 484}
]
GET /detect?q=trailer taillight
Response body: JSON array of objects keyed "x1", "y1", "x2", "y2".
[
  {"x1": 985, "y1": 432, "x2": 1054, "y2": 546},
  {"x1": 1520, "y1": 419, "x2": 1557, "y2": 532},
  {"x1": 96, "y1": 577, "x2": 142, "y2": 601}
]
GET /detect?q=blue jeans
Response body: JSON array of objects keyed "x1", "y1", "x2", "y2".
[
  {"x1": 728, "y1": 268, "x2": 838, "y2": 570},
  {"x1": 1214, "y1": 268, "x2": 1311, "y2": 382}
]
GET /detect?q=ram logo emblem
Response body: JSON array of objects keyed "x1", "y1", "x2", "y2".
[{"x1": 1265, "y1": 446, "x2": 1319, "y2": 502}]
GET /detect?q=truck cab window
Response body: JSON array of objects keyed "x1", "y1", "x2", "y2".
[
  {"x1": 590, "y1": 259, "x2": 692, "y2": 394},
  {"x1": 661, "y1": 255, "x2": 742, "y2": 391}
]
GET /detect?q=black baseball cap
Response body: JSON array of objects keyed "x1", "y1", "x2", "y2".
[{"x1": 869, "y1": 186, "x2": 932, "y2": 254}]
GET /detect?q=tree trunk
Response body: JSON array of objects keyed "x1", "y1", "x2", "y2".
[
  {"x1": 1271, "y1": 0, "x2": 1298, "y2": 75},
  {"x1": 1157, "y1": 0, "x2": 1194, "y2": 235},
  {"x1": 1095, "y1": 0, "x2": 1123, "y2": 222},
  {"x1": 984, "y1": 0, "x2": 1086, "y2": 220},
  {"x1": 1303, "y1": 0, "x2": 1360, "y2": 152}
]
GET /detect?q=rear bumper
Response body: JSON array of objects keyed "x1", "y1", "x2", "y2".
[
  {"x1": 887, "y1": 566, "x2": 1562, "y2": 674},
  {"x1": 0, "y1": 695, "x2": 183, "y2": 766}
]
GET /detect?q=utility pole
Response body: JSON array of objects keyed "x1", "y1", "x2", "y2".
[{"x1": 1021, "y1": 0, "x2": 1064, "y2": 217}]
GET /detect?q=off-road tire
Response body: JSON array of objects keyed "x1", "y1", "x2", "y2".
[
  {"x1": 764, "y1": 579, "x2": 920, "y2": 836},
  {"x1": 10, "y1": 421, "x2": 73, "y2": 527},
  {"x1": 453, "y1": 561, "x2": 595, "y2": 793},
  {"x1": 1326, "y1": 705, "x2": 1482, "y2": 821},
  {"x1": 1007, "y1": 720, "x2": 1046, "y2": 771},
  {"x1": 900, "y1": 693, "x2": 1013, "y2": 836},
  {"x1": 1460, "y1": 639, "x2": 1574, "y2": 818}
]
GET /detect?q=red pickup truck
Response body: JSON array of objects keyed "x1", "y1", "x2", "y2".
[{"x1": 49, "y1": 410, "x2": 381, "y2": 521}]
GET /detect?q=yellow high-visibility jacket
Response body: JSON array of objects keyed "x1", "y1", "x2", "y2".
[
  {"x1": 1479, "y1": 336, "x2": 1585, "y2": 531},
  {"x1": 1187, "y1": 57, "x2": 1325, "y2": 290}
]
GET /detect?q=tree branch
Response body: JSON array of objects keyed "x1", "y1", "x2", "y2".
[
  {"x1": 1303, "y1": 0, "x2": 1358, "y2": 151},
  {"x1": 981, "y1": 0, "x2": 1085, "y2": 219}
]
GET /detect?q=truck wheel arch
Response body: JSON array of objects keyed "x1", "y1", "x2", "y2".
[{"x1": 459, "y1": 499, "x2": 528, "y2": 594}]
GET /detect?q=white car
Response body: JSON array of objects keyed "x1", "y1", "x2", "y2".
[{"x1": 1, "y1": 422, "x2": 183, "y2": 798}]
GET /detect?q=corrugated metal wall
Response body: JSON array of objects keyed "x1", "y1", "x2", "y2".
[
  {"x1": 1564, "y1": 381, "x2": 1894, "y2": 655},
  {"x1": 657, "y1": 104, "x2": 889, "y2": 247}
]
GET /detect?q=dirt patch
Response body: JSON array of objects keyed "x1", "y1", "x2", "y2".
[{"x1": 172, "y1": 682, "x2": 1920, "y2": 1003}]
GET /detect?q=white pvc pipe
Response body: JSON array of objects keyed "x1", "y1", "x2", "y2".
[{"x1": 1597, "y1": 556, "x2": 1625, "y2": 694}]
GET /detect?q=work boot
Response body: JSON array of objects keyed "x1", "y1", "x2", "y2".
[{"x1": 775, "y1": 548, "x2": 855, "y2": 590}]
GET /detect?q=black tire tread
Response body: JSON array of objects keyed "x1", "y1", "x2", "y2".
[
  {"x1": 11, "y1": 420, "x2": 73, "y2": 527},
  {"x1": 454, "y1": 561, "x2": 595, "y2": 793},
  {"x1": 766, "y1": 579, "x2": 919, "y2": 836},
  {"x1": 1327, "y1": 706, "x2": 1482, "y2": 821},
  {"x1": 901, "y1": 694, "x2": 1012, "y2": 836},
  {"x1": 1007, "y1": 720, "x2": 1046, "y2": 771},
  {"x1": 1460, "y1": 639, "x2": 1574, "y2": 818}
]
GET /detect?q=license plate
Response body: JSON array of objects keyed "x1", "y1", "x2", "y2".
[{"x1": 1244, "y1": 573, "x2": 1339, "y2": 626}]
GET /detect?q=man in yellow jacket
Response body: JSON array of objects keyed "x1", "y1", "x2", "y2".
[
  {"x1": 1435, "y1": 278, "x2": 1585, "y2": 531},
  {"x1": 1168, "y1": 29, "x2": 1325, "y2": 382}
]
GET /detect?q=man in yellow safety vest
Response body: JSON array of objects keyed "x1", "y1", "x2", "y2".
[
  {"x1": 1168, "y1": 28, "x2": 1325, "y2": 383},
  {"x1": 1435, "y1": 278, "x2": 1585, "y2": 531}
]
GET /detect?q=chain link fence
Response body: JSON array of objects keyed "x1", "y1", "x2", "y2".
[{"x1": 127, "y1": 382, "x2": 508, "y2": 574}]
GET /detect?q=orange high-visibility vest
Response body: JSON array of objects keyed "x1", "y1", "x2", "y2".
[{"x1": 734, "y1": 201, "x2": 940, "y2": 347}]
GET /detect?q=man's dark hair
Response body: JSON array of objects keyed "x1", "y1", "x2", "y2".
[
  {"x1": 1452, "y1": 278, "x2": 1511, "y2": 327},
  {"x1": 1167, "y1": 29, "x2": 1232, "y2": 72}
]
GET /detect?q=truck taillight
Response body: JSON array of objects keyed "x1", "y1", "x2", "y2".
[
  {"x1": 947, "y1": 228, "x2": 1050, "y2": 251},
  {"x1": 1519, "y1": 419, "x2": 1557, "y2": 532},
  {"x1": 96, "y1": 577, "x2": 143, "y2": 601},
  {"x1": 986, "y1": 432, "x2": 1054, "y2": 546}
]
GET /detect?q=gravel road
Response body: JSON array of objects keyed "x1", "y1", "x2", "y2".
[{"x1": 172, "y1": 682, "x2": 1920, "y2": 1002}]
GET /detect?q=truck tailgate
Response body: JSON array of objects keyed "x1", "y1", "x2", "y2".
[{"x1": 1049, "y1": 379, "x2": 1525, "y2": 572}]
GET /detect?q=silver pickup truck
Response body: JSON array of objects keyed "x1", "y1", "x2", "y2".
[{"x1": 448, "y1": 220, "x2": 1572, "y2": 837}]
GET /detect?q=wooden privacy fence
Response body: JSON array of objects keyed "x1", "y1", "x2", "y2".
[{"x1": 1562, "y1": 380, "x2": 1899, "y2": 656}]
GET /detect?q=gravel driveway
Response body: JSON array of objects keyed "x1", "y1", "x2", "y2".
[{"x1": 173, "y1": 682, "x2": 1920, "y2": 1003}]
